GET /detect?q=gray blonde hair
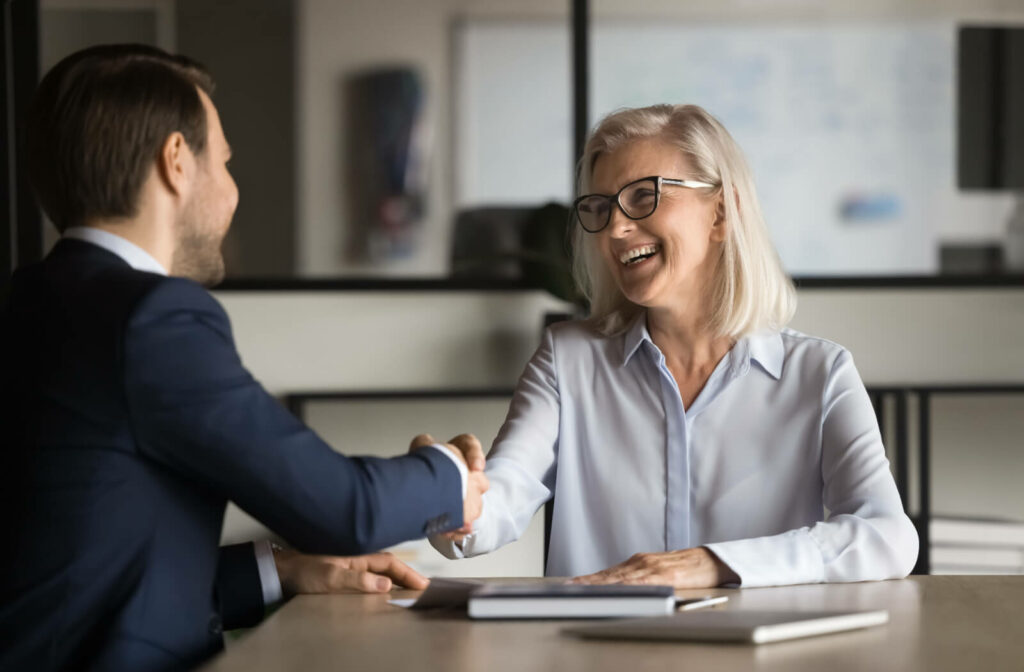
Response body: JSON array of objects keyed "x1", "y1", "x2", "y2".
[{"x1": 572, "y1": 103, "x2": 796, "y2": 338}]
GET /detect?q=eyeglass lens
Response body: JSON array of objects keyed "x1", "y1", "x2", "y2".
[{"x1": 575, "y1": 177, "x2": 659, "y2": 232}]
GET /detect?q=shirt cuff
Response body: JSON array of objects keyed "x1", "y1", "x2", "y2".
[
  {"x1": 253, "y1": 539, "x2": 283, "y2": 607},
  {"x1": 429, "y1": 532, "x2": 468, "y2": 559},
  {"x1": 425, "y1": 444, "x2": 467, "y2": 501}
]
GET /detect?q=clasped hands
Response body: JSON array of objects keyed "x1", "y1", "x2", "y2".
[
  {"x1": 274, "y1": 432, "x2": 490, "y2": 597},
  {"x1": 409, "y1": 432, "x2": 489, "y2": 543}
]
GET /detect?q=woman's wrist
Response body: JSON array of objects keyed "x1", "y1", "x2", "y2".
[{"x1": 702, "y1": 547, "x2": 740, "y2": 585}]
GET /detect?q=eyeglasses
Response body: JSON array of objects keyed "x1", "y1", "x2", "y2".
[{"x1": 573, "y1": 175, "x2": 716, "y2": 233}]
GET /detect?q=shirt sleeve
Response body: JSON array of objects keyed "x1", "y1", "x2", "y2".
[
  {"x1": 215, "y1": 542, "x2": 266, "y2": 629},
  {"x1": 430, "y1": 328, "x2": 560, "y2": 560},
  {"x1": 427, "y1": 444, "x2": 468, "y2": 500},
  {"x1": 704, "y1": 348, "x2": 919, "y2": 587},
  {"x1": 253, "y1": 540, "x2": 283, "y2": 607}
]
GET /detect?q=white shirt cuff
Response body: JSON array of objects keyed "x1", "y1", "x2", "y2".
[
  {"x1": 429, "y1": 531, "x2": 472, "y2": 559},
  {"x1": 253, "y1": 539, "x2": 283, "y2": 607},
  {"x1": 426, "y1": 443, "x2": 468, "y2": 501}
]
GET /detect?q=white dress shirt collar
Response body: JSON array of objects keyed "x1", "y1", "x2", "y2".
[
  {"x1": 63, "y1": 226, "x2": 168, "y2": 276},
  {"x1": 621, "y1": 309, "x2": 783, "y2": 380}
]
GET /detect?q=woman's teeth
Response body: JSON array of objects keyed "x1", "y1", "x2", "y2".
[{"x1": 620, "y1": 244, "x2": 659, "y2": 266}]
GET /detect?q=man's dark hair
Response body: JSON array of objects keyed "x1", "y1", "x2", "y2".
[{"x1": 25, "y1": 44, "x2": 215, "y2": 233}]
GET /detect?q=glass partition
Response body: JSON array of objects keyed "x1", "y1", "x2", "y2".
[
  {"x1": 587, "y1": 0, "x2": 1024, "y2": 276},
  {"x1": 38, "y1": 0, "x2": 570, "y2": 280},
  {"x1": 33, "y1": 0, "x2": 1024, "y2": 281}
]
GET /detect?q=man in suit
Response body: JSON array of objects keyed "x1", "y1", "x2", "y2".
[{"x1": 0, "y1": 44, "x2": 488, "y2": 671}]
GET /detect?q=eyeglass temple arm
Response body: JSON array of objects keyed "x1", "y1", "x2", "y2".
[{"x1": 661, "y1": 177, "x2": 716, "y2": 189}]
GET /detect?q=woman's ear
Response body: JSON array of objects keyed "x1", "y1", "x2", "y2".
[
  {"x1": 710, "y1": 193, "x2": 728, "y2": 243},
  {"x1": 710, "y1": 187, "x2": 740, "y2": 243},
  {"x1": 156, "y1": 131, "x2": 194, "y2": 198}
]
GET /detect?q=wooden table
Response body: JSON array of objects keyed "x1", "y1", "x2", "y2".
[{"x1": 202, "y1": 576, "x2": 1024, "y2": 672}]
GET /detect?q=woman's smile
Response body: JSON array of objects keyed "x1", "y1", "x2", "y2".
[{"x1": 619, "y1": 242, "x2": 661, "y2": 267}]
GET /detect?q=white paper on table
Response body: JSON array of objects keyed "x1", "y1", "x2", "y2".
[{"x1": 388, "y1": 577, "x2": 484, "y2": 610}]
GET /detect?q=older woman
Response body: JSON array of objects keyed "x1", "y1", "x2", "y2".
[{"x1": 432, "y1": 104, "x2": 918, "y2": 588}]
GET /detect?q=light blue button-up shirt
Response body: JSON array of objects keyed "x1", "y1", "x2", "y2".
[{"x1": 434, "y1": 315, "x2": 918, "y2": 587}]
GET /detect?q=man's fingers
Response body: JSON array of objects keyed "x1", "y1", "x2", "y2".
[
  {"x1": 360, "y1": 552, "x2": 430, "y2": 590},
  {"x1": 408, "y1": 434, "x2": 435, "y2": 452},
  {"x1": 448, "y1": 433, "x2": 485, "y2": 471},
  {"x1": 340, "y1": 569, "x2": 392, "y2": 593}
]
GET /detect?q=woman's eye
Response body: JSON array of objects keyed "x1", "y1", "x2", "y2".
[{"x1": 629, "y1": 189, "x2": 655, "y2": 204}]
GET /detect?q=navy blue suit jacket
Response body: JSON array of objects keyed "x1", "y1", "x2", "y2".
[{"x1": 0, "y1": 240, "x2": 463, "y2": 671}]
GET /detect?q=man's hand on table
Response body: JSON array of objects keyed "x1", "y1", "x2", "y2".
[
  {"x1": 409, "y1": 432, "x2": 489, "y2": 537},
  {"x1": 569, "y1": 547, "x2": 740, "y2": 589},
  {"x1": 273, "y1": 549, "x2": 429, "y2": 596}
]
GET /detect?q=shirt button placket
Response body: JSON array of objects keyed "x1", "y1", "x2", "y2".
[{"x1": 657, "y1": 359, "x2": 690, "y2": 552}]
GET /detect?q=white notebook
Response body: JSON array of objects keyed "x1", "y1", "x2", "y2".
[
  {"x1": 467, "y1": 584, "x2": 677, "y2": 620},
  {"x1": 563, "y1": 609, "x2": 890, "y2": 644}
]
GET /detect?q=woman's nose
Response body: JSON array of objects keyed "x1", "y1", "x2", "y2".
[{"x1": 607, "y1": 205, "x2": 634, "y2": 237}]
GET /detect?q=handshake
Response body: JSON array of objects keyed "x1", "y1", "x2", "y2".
[
  {"x1": 275, "y1": 433, "x2": 489, "y2": 598},
  {"x1": 410, "y1": 433, "x2": 489, "y2": 541}
]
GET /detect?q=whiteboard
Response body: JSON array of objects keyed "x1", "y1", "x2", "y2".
[{"x1": 455, "y1": 19, "x2": 1010, "y2": 275}]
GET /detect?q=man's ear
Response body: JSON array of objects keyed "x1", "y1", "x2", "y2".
[{"x1": 156, "y1": 132, "x2": 193, "y2": 198}]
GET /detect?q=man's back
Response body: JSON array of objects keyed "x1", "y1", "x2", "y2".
[
  {"x1": 1, "y1": 240, "x2": 234, "y2": 669},
  {"x1": 0, "y1": 240, "x2": 463, "y2": 670}
]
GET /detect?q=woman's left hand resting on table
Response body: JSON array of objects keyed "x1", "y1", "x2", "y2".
[
  {"x1": 273, "y1": 549, "x2": 429, "y2": 595},
  {"x1": 570, "y1": 547, "x2": 740, "y2": 588}
]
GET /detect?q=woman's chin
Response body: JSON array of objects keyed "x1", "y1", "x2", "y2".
[
  {"x1": 618, "y1": 282, "x2": 662, "y2": 308},
  {"x1": 615, "y1": 262, "x2": 656, "y2": 297}
]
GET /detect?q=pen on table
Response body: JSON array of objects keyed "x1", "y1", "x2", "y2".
[{"x1": 676, "y1": 595, "x2": 729, "y2": 611}]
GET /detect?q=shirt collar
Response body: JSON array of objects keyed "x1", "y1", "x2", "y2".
[
  {"x1": 746, "y1": 329, "x2": 784, "y2": 380},
  {"x1": 621, "y1": 310, "x2": 784, "y2": 380},
  {"x1": 621, "y1": 311, "x2": 650, "y2": 366},
  {"x1": 63, "y1": 227, "x2": 168, "y2": 276}
]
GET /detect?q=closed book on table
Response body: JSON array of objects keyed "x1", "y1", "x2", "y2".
[{"x1": 466, "y1": 584, "x2": 676, "y2": 620}]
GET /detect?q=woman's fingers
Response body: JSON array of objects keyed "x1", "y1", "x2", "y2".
[{"x1": 571, "y1": 553, "x2": 676, "y2": 586}]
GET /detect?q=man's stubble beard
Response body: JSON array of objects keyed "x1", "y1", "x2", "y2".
[{"x1": 170, "y1": 199, "x2": 228, "y2": 288}]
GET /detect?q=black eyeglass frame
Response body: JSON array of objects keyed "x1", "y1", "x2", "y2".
[{"x1": 572, "y1": 175, "x2": 716, "y2": 233}]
